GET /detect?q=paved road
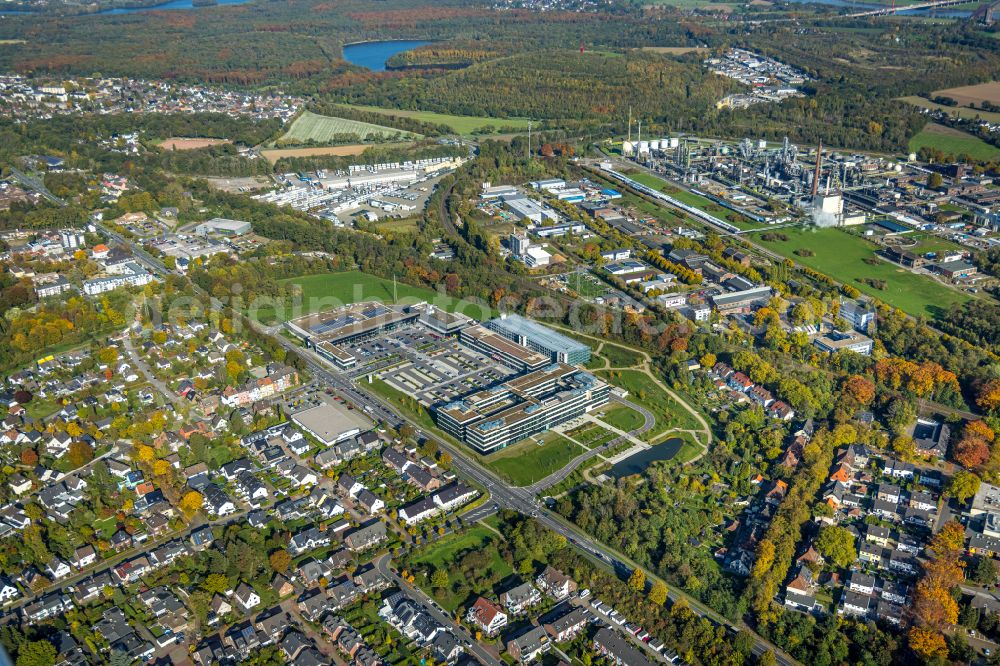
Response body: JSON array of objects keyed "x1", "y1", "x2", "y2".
[
  {"x1": 107, "y1": 229, "x2": 799, "y2": 666},
  {"x1": 529, "y1": 395, "x2": 654, "y2": 494},
  {"x1": 374, "y1": 553, "x2": 502, "y2": 666},
  {"x1": 122, "y1": 330, "x2": 187, "y2": 410}
]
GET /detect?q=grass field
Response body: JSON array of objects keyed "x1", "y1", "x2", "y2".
[
  {"x1": 601, "y1": 343, "x2": 645, "y2": 368},
  {"x1": 899, "y1": 96, "x2": 1000, "y2": 124},
  {"x1": 595, "y1": 369, "x2": 701, "y2": 441},
  {"x1": 249, "y1": 270, "x2": 492, "y2": 323},
  {"x1": 598, "y1": 404, "x2": 646, "y2": 432},
  {"x1": 908, "y1": 122, "x2": 1000, "y2": 161},
  {"x1": 405, "y1": 525, "x2": 512, "y2": 612},
  {"x1": 278, "y1": 110, "x2": 419, "y2": 145},
  {"x1": 484, "y1": 435, "x2": 583, "y2": 486},
  {"x1": 638, "y1": 46, "x2": 709, "y2": 55},
  {"x1": 343, "y1": 104, "x2": 531, "y2": 135},
  {"x1": 159, "y1": 137, "x2": 231, "y2": 150},
  {"x1": 751, "y1": 227, "x2": 971, "y2": 318}
]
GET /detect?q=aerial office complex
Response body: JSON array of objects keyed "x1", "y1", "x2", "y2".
[
  {"x1": 435, "y1": 363, "x2": 609, "y2": 454},
  {"x1": 484, "y1": 314, "x2": 591, "y2": 365}
]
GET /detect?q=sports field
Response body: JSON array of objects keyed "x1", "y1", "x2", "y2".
[
  {"x1": 248, "y1": 271, "x2": 492, "y2": 323},
  {"x1": 908, "y1": 123, "x2": 1000, "y2": 161},
  {"x1": 751, "y1": 227, "x2": 971, "y2": 318},
  {"x1": 344, "y1": 104, "x2": 531, "y2": 135},
  {"x1": 278, "y1": 110, "x2": 419, "y2": 145}
]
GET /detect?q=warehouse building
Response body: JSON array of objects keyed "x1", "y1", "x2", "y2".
[
  {"x1": 484, "y1": 314, "x2": 590, "y2": 365},
  {"x1": 194, "y1": 218, "x2": 251, "y2": 237},
  {"x1": 435, "y1": 363, "x2": 609, "y2": 454}
]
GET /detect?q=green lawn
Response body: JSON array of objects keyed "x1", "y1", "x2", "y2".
[
  {"x1": 405, "y1": 525, "x2": 512, "y2": 611},
  {"x1": 750, "y1": 226, "x2": 971, "y2": 318},
  {"x1": 278, "y1": 110, "x2": 419, "y2": 145},
  {"x1": 908, "y1": 122, "x2": 1000, "y2": 161},
  {"x1": 484, "y1": 435, "x2": 583, "y2": 486},
  {"x1": 600, "y1": 343, "x2": 644, "y2": 369},
  {"x1": 367, "y1": 378, "x2": 437, "y2": 432},
  {"x1": 343, "y1": 104, "x2": 532, "y2": 135},
  {"x1": 595, "y1": 369, "x2": 700, "y2": 441},
  {"x1": 249, "y1": 270, "x2": 492, "y2": 323},
  {"x1": 598, "y1": 404, "x2": 645, "y2": 432}
]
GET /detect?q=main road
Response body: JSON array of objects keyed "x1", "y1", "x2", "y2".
[{"x1": 106, "y1": 221, "x2": 800, "y2": 666}]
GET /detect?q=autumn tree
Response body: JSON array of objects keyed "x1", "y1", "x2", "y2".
[
  {"x1": 627, "y1": 568, "x2": 645, "y2": 592},
  {"x1": 648, "y1": 580, "x2": 668, "y2": 606},
  {"x1": 19, "y1": 448, "x2": 37, "y2": 465},
  {"x1": 815, "y1": 525, "x2": 856, "y2": 568},
  {"x1": 908, "y1": 627, "x2": 947, "y2": 661},
  {"x1": 841, "y1": 375, "x2": 875, "y2": 406},
  {"x1": 66, "y1": 441, "x2": 94, "y2": 468},
  {"x1": 180, "y1": 491, "x2": 203, "y2": 515},
  {"x1": 947, "y1": 470, "x2": 981, "y2": 504},
  {"x1": 269, "y1": 549, "x2": 291, "y2": 573},
  {"x1": 977, "y1": 379, "x2": 1000, "y2": 412},
  {"x1": 954, "y1": 433, "x2": 991, "y2": 469}
]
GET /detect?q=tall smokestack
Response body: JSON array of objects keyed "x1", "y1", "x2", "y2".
[{"x1": 811, "y1": 141, "x2": 823, "y2": 197}]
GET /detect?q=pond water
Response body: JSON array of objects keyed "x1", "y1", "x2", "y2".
[
  {"x1": 342, "y1": 39, "x2": 433, "y2": 72},
  {"x1": 0, "y1": 0, "x2": 249, "y2": 15},
  {"x1": 608, "y1": 438, "x2": 684, "y2": 478}
]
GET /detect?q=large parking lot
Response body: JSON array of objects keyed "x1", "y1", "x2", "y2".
[{"x1": 344, "y1": 324, "x2": 517, "y2": 407}]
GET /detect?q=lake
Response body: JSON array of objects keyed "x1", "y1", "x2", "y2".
[
  {"x1": 342, "y1": 40, "x2": 433, "y2": 72},
  {"x1": 608, "y1": 438, "x2": 684, "y2": 478}
]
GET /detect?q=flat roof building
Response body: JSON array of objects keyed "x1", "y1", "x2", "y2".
[
  {"x1": 813, "y1": 329, "x2": 873, "y2": 356},
  {"x1": 286, "y1": 301, "x2": 421, "y2": 368},
  {"x1": 435, "y1": 363, "x2": 609, "y2": 454},
  {"x1": 290, "y1": 401, "x2": 373, "y2": 446},
  {"x1": 194, "y1": 218, "x2": 251, "y2": 236},
  {"x1": 484, "y1": 314, "x2": 590, "y2": 366},
  {"x1": 460, "y1": 325, "x2": 551, "y2": 372}
]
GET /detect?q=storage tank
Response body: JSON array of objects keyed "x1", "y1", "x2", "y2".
[
  {"x1": 649, "y1": 140, "x2": 660, "y2": 151},
  {"x1": 668, "y1": 137, "x2": 680, "y2": 149},
  {"x1": 621, "y1": 141, "x2": 635, "y2": 156},
  {"x1": 638, "y1": 141, "x2": 650, "y2": 155}
]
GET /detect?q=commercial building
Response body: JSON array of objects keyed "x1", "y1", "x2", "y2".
[
  {"x1": 435, "y1": 363, "x2": 609, "y2": 454},
  {"x1": 286, "y1": 301, "x2": 421, "y2": 370},
  {"x1": 194, "y1": 217, "x2": 251, "y2": 237},
  {"x1": 812, "y1": 329, "x2": 874, "y2": 355},
  {"x1": 502, "y1": 196, "x2": 558, "y2": 224},
  {"x1": 710, "y1": 286, "x2": 772, "y2": 314},
  {"x1": 840, "y1": 299, "x2": 876, "y2": 332},
  {"x1": 484, "y1": 314, "x2": 591, "y2": 365},
  {"x1": 83, "y1": 262, "x2": 153, "y2": 295},
  {"x1": 290, "y1": 401, "x2": 373, "y2": 446},
  {"x1": 459, "y1": 325, "x2": 551, "y2": 372}
]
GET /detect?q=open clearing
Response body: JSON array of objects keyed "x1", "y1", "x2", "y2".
[
  {"x1": 899, "y1": 95, "x2": 1000, "y2": 123},
  {"x1": 639, "y1": 46, "x2": 709, "y2": 55},
  {"x1": 260, "y1": 142, "x2": 412, "y2": 164},
  {"x1": 751, "y1": 226, "x2": 971, "y2": 318},
  {"x1": 484, "y1": 435, "x2": 583, "y2": 486},
  {"x1": 343, "y1": 104, "x2": 532, "y2": 135},
  {"x1": 277, "y1": 110, "x2": 419, "y2": 146},
  {"x1": 159, "y1": 137, "x2": 231, "y2": 150},
  {"x1": 932, "y1": 81, "x2": 1000, "y2": 108},
  {"x1": 249, "y1": 270, "x2": 492, "y2": 324},
  {"x1": 908, "y1": 122, "x2": 1000, "y2": 161}
]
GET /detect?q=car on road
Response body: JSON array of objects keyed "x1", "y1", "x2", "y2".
[{"x1": 579, "y1": 588, "x2": 590, "y2": 599}]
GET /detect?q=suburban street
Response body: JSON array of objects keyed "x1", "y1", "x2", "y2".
[{"x1": 106, "y1": 229, "x2": 801, "y2": 666}]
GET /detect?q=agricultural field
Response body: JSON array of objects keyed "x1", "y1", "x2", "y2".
[
  {"x1": 484, "y1": 434, "x2": 583, "y2": 486},
  {"x1": 277, "y1": 110, "x2": 419, "y2": 145},
  {"x1": 158, "y1": 137, "x2": 231, "y2": 150},
  {"x1": 249, "y1": 270, "x2": 491, "y2": 323},
  {"x1": 908, "y1": 122, "x2": 1000, "y2": 161},
  {"x1": 751, "y1": 227, "x2": 971, "y2": 318},
  {"x1": 931, "y1": 81, "x2": 1000, "y2": 108},
  {"x1": 260, "y1": 142, "x2": 412, "y2": 164},
  {"x1": 899, "y1": 96, "x2": 1000, "y2": 123},
  {"x1": 638, "y1": 46, "x2": 709, "y2": 55},
  {"x1": 344, "y1": 104, "x2": 531, "y2": 135}
]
